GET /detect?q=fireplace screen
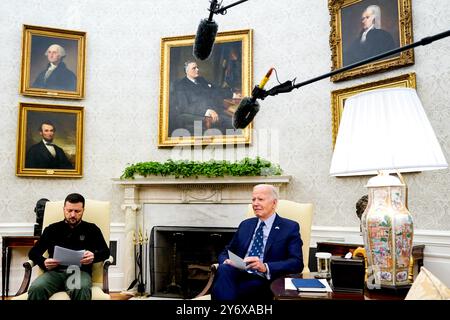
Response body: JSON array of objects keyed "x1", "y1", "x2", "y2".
[{"x1": 150, "y1": 226, "x2": 236, "y2": 299}]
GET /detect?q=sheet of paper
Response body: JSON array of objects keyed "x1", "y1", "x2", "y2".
[
  {"x1": 228, "y1": 250, "x2": 247, "y2": 270},
  {"x1": 53, "y1": 245, "x2": 85, "y2": 267},
  {"x1": 285, "y1": 278, "x2": 333, "y2": 292}
]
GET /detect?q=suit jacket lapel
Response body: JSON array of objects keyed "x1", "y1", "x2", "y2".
[
  {"x1": 39, "y1": 141, "x2": 54, "y2": 160},
  {"x1": 264, "y1": 214, "x2": 281, "y2": 257},
  {"x1": 242, "y1": 218, "x2": 258, "y2": 256}
]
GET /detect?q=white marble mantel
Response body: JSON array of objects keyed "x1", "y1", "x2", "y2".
[{"x1": 112, "y1": 175, "x2": 291, "y2": 289}]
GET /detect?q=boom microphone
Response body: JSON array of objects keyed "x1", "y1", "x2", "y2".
[
  {"x1": 233, "y1": 68, "x2": 274, "y2": 129},
  {"x1": 193, "y1": 1, "x2": 219, "y2": 60},
  {"x1": 234, "y1": 29, "x2": 450, "y2": 129}
]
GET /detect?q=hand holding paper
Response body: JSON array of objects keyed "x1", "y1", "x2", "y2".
[
  {"x1": 53, "y1": 245, "x2": 85, "y2": 267},
  {"x1": 80, "y1": 250, "x2": 94, "y2": 265},
  {"x1": 227, "y1": 250, "x2": 247, "y2": 270},
  {"x1": 44, "y1": 258, "x2": 60, "y2": 270}
]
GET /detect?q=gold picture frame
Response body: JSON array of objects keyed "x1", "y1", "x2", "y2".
[
  {"x1": 331, "y1": 72, "x2": 416, "y2": 147},
  {"x1": 158, "y1": 29, "x2": 253, "y2": 147},
  {"x1": 16, "y1": 102, "x2": 84, "y2": 177},
  {"x1": 20, "y1": 25, "x2": 86, "y2": 99},
  {"x1": 328, "y1": 0, "x2": 414, "y2": 82}
]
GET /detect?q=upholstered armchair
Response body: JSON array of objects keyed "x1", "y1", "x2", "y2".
[
  {"x1": 12, "y1": 200, "x2": 113, "y2": 300},
  {"x1": 194, "y1": 200, "x2": 314, "y2": 299}
]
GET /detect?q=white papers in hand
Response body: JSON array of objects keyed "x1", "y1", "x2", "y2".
[
  {"x1": 53, "y1": 245, "x2": 85, "y2": 267},
  {"x1": 228, "y1": 250, "x2": 247, "y2": 270}
]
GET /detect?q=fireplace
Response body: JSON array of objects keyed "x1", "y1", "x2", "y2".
[
  {"x1": 150, "y1": 226, "x2": 236, "y2": 299},
  {"x1": 113, "y1": 175, "x2": 290, "y2": 292}
]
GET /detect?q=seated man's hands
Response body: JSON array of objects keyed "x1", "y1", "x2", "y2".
[
  {"x1": 244, "y1": 256, "x2": 267, "y2": 273},
  {"x1": 223, "y1": 258, "x2": 236, "y2": 267},
  {"x1": 44, "y1": 258, "x2": 60, "y2": 270},
  {"x1": 80, "y1": 250, "x2": 94, "y2": 265}
]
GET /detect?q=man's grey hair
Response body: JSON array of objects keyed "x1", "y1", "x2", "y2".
[
  {"x1": 366, "y1": 5, "x2": 381, "y2": 29},
  {"x1": 184, "y1": 60, "x2": 197, "y2": 74},
  {"x1": 253, "y1": 184, "x2": 279, "y2": 200},
  {"x1": 45, "y1": 44, "x2": 66, "y2": 58}
]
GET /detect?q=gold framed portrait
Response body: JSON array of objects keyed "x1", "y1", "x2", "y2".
[
  {"x1": 331, "y1": 72, "x2": 416, "y2": 147},
  {"x1": 158, "y1": 29, "x2": 253, "y2": 147},
  {"x1": 328, "y1": 0, "x2": 414, "y2": 82},
  {"x1": 16, "y1": 102, "x2": 84, "y2": 177},
  {"x1": 20, "y1": 25, "x2": 86, "y2": 99}
]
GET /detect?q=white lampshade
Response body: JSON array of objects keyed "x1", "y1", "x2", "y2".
[{"x1": 330, "y1": 87, "x2": 448, "y2": 176}]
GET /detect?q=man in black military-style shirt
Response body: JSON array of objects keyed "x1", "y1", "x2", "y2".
[{"x1": 27, "y1": 193, "x2": 109, "y2": 300}]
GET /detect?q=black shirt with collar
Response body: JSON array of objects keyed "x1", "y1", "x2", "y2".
[{"x1": 29, "y1": 220, "x2": 110, "y2": 274}]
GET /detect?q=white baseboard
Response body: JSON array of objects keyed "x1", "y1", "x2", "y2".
[{"x1": 311, "y1": 226, "x2": 450, "y2": 287}]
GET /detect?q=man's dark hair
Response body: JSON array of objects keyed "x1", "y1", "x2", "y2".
[
  {"x1": 34, "y1": 198, "x2": 50, "y2": 236},
  {"x1": 64, "y1": 193, "x2": 85, "y2": 207},
  {"x1": 39, "y1": 121, "x2": 56, "y2": 132},
  {"x1": 355, "y1": 194, "x2": 368, "y2": 220}
]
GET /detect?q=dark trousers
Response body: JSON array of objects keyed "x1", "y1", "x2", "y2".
[
  {"x1": 211, "y1": 264, "x2": 273, "y2": 301},
  {"x1": 27, "y1": 269, "x2": 92, "y2": 300}
]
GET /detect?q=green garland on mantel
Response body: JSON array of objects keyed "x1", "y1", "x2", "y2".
[{"x1": 120, "y1": 157, "x2": 282, "y2": 179}]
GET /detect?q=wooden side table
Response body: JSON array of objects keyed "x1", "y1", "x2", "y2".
[
  {"x1": 271, "y1": 272, "x2": 408, "y2": 300},
  {"x1": 316, "y1": 242, "x2": 425, "y2": 280},
  {"x1": 2, "y1": 236, "x2": 39, "y2": 299}
]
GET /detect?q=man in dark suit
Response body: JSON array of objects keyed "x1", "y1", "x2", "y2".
[
  {"x1": 25, "y1": 121, "x2": 74, "y2": 169},
  {"x1": 32, "y1": 44, "x2": 77, "y2": 91},
  {"x1": 211, "y1": 184, "x2": 303, "y2": 301},
  {"x1": 169, "y1": 60, "x2": 239, "y2": 136},
  {"x1": 344, "y1": 4, "x2": 396, "y2": 66}
]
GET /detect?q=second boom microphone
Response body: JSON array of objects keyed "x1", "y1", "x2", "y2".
[{"x1": 232, "y1": 68, "x2": 274, "y2": 129}]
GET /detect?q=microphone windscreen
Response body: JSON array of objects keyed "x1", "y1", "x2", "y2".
[
  {"x1": 232, "y1": 97, "x2": 260, "y2": 129},
  {"x1": 193, "y1": 19, "x2": 218, "y2": 60}
]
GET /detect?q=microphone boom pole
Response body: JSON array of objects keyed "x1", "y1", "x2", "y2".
[
  {"x1": 233, "y1": 29, "x2": 450, "y2": 129},
  {"x1": 262, "y1": 29, "x2": 450, "y2": 98},
  {"x1": 213, "y1": 0, "x2": 249, "y2": 15},
  {"x1": 194, "y1": 0, "x2": 250, "y2": 60}
]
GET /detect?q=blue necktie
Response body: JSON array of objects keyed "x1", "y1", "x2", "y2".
[{"x1": 249, "y1": 221, "x2": 265, "y2": 258}]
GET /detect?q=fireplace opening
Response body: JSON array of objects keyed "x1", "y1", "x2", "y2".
[{"x1": 150, "y1": 226, "x2": 236, "y2": 299}]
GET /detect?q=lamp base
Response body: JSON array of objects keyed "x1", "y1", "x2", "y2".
[
  {"x1": 371, "y1": 283, "x2": 411, "y2": 294},
  {"x1": 362, "y1": 172, "x2": 414, "y2": 289},
  {"x1": 381, "y1": 284, "x2": 411, "y2": 291}
]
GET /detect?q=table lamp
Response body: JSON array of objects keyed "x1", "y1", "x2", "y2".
[{"x1": 329, "y1": 87, "x2": 448, "y2": 289}]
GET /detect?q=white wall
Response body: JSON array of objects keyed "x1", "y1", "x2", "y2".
[{"x1": 0, "y1": 0, "x2": 449, "y2": 261}]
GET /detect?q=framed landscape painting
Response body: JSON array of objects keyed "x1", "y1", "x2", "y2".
[
  {"x1": 328, "y1": 0, "x2": 414, "y2": 82},
  {"x1": 158, "y1": 29, "x2": 253, "y2": 147},
  {"x1": 20, "y1": 25, "x2": 86, "y2": 99},
  {"x1": 16, "y1": 102, "x2": 84, "y2": 177}
]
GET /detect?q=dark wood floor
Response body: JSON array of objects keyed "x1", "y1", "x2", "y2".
[{"x1": 110, "y1": 292, "x2": 133, "y2": 300}]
